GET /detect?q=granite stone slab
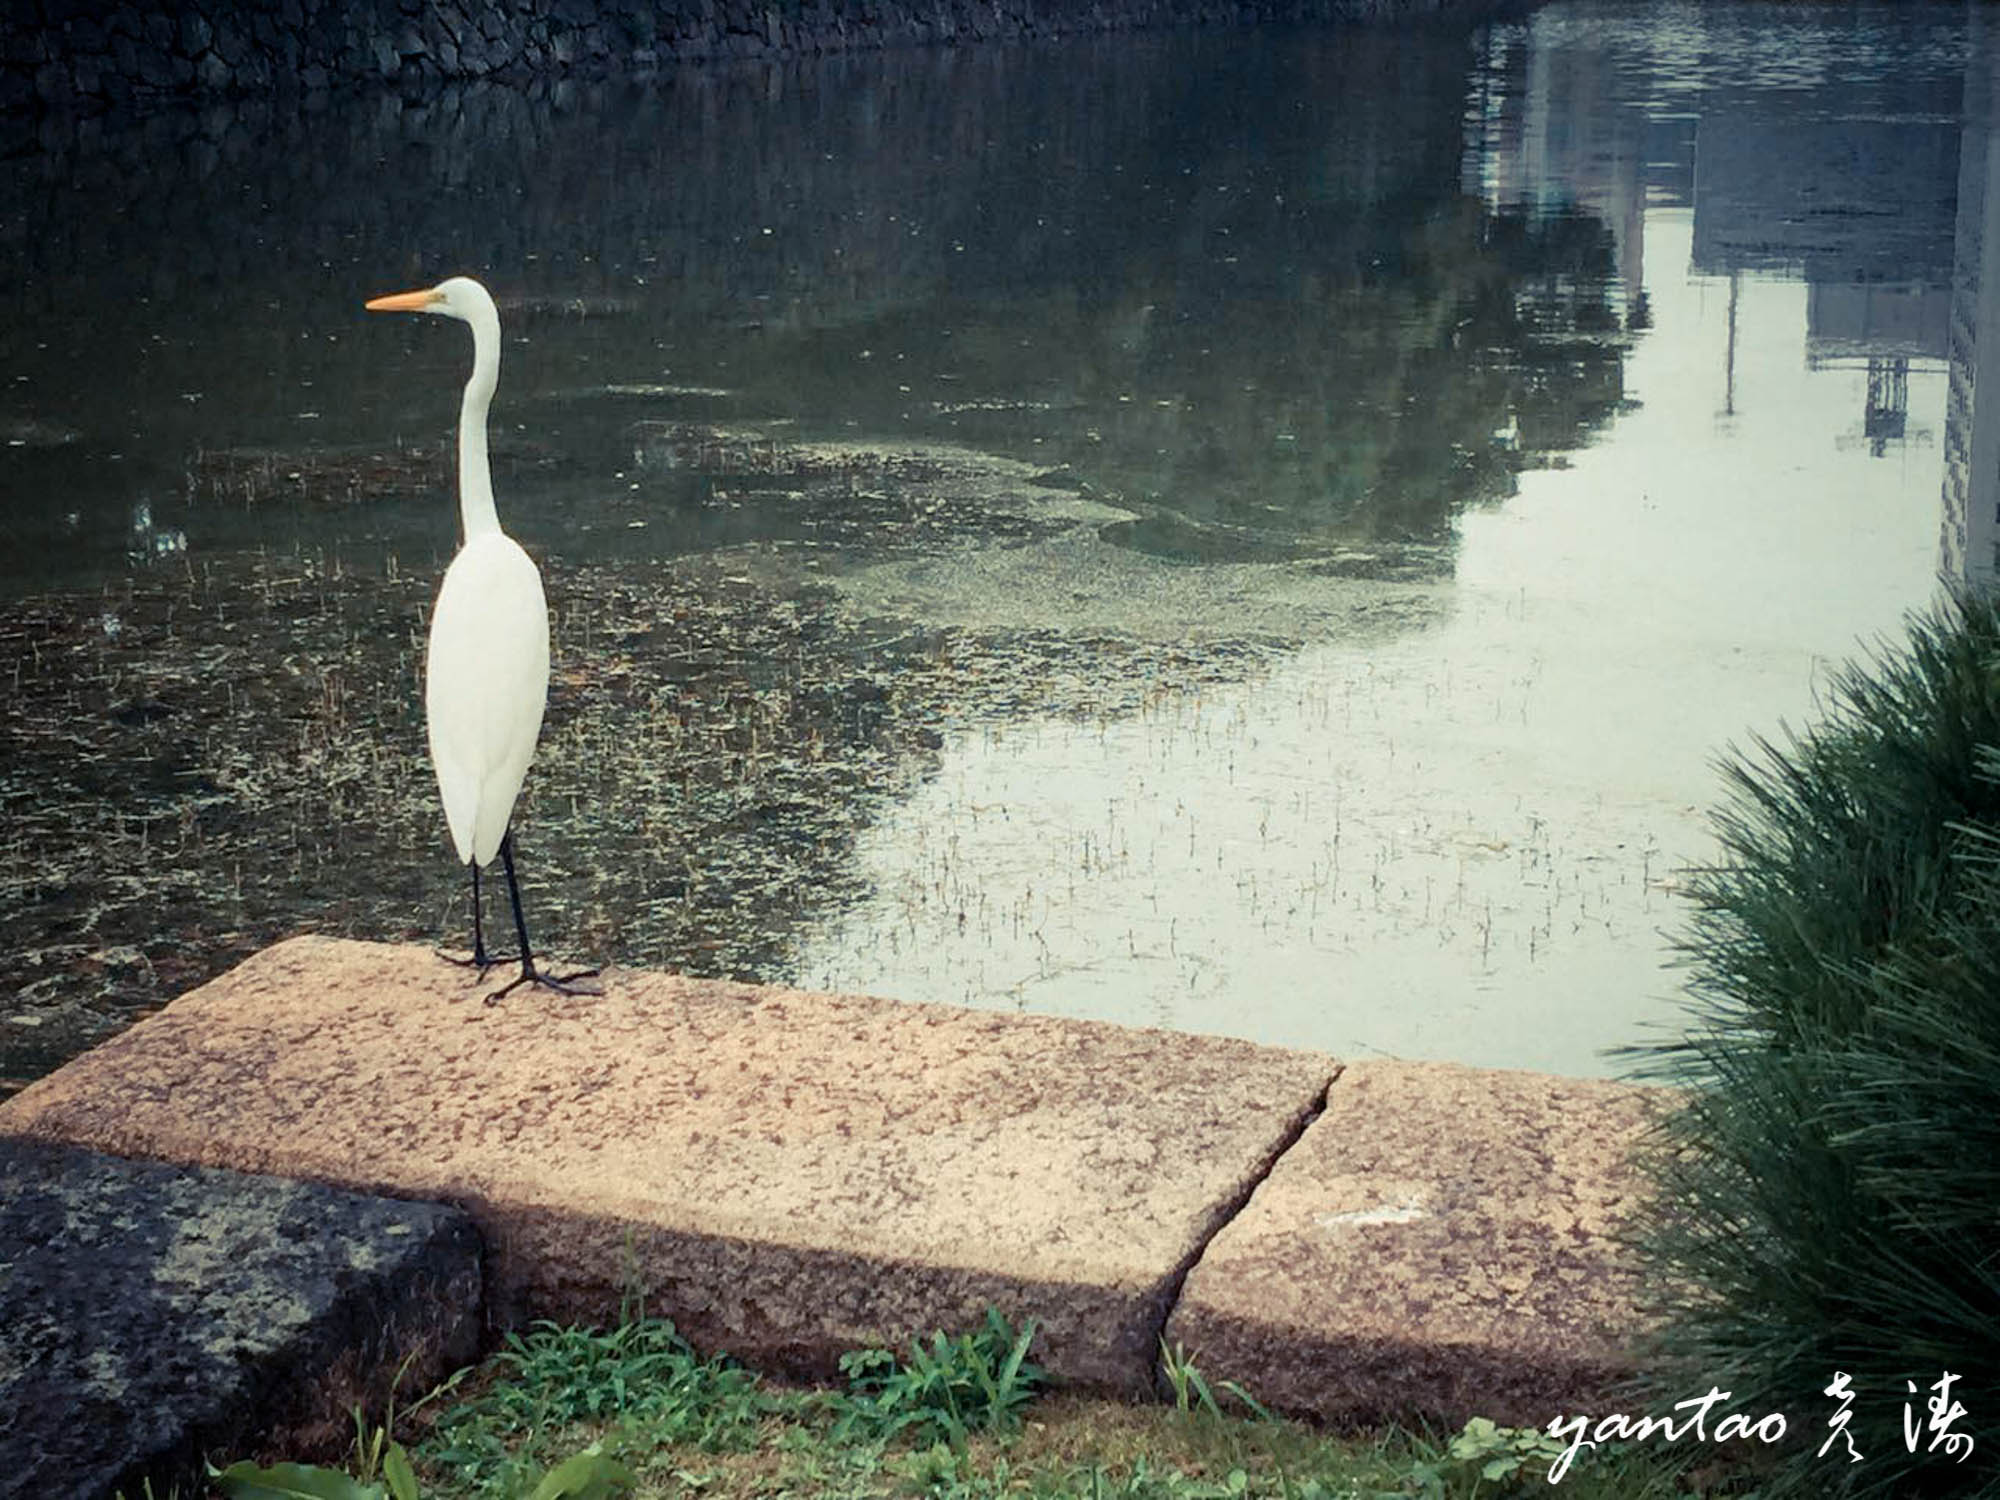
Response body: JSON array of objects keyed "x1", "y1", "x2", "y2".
[
  {"x1": 1164, "y1": 1059, "x2": 1663, "y2": 1428},
  {"x1": 0, "y1": 934, "x2": 1338, "y2": 1394}
]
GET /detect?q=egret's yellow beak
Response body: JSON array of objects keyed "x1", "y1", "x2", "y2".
[{"x1": 365, "y1": 288, "x2": 442, "y2": 313}]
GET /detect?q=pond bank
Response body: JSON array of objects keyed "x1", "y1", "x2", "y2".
[
  {"x1": 4, "y1": 0, "x2": 1505, "y2": 113},
  {"x1": 0, "y1": 933, "x2": 1660, "y2": 1496}
]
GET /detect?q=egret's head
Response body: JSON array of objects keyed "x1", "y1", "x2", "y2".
[{"x1": 364, "y1": 275, "x2": 495, "y2": 323}]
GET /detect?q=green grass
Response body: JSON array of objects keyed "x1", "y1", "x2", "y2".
[
  {"x1": 211, "y1": 1312, "x2": 1731, "y2": 1500},
  {"x1": 828, "y1": 1307, "x2": 1045, "y2": 1447},
  {"x1": 414, "y1": 1318, "x2": 771, "y2": 1496}
]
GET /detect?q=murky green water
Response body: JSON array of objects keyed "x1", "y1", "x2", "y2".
[{"x1": 1, "y1": 2, "x2": 1985, "y2": 1086}]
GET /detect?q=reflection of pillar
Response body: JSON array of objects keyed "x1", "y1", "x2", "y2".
[
  {"x1": 1721, "y1": 270, "x2": 1740, "y2": 421},
  {"x1": 1866, "y1": 357, "x2": 1909, "y2": 457},
  {"x1": 1944, "y1": 8, "x2": 2000, "y2": 589}
]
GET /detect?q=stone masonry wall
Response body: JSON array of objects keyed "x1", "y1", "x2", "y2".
[{"x1": 3, "y1": 0, "x2": 1491, "y2": 112}]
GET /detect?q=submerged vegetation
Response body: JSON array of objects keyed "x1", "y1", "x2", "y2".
[
  {"x1": 1630, "y1": 588, "x2": 2000, "y2": 1497},
  {"x1": 0, "y1": 450, "x2": 1299, "y2": 1095}
]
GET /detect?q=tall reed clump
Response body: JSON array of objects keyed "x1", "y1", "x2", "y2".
[{"x1": 1630, "y1": 587, "x2": 2000, "y2": 1498}]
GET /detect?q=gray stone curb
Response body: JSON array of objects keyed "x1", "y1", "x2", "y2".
[{"x1": 0, "y1": 1136, "x2": 482, "y2": 1500}]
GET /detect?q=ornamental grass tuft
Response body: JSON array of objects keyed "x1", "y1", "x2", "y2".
[{"x1": 1629, "y1": 586, "x2": 2000, "y2": 1497}]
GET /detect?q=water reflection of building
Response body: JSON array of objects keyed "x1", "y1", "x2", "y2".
[
  {"x1": 1809, "y1": 283, "x2": 1950, "y2": 455},
  {"x1": 1462, "y1": 18, "x2": 1655, "y2": 323},
  {"x1": 1469, "y1": 2, "x2": 1987, "y2": 548},
  {"x1": 1696, "y1": 113, "x2": 1957, "y2": 456},
  {"x1": 1944, "y1": 9, "x2": 2000, "y2": 590}
]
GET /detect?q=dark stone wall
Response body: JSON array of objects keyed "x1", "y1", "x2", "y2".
[{"x1": 3, "y1": 0, "x2": 1492, "y2": 112}]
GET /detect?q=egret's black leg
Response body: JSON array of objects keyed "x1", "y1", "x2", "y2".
[
  {"x1": 484, "y1": 829, "x2": 600, "y2": 1003},
  {"x1": 471, "y1": 859, "x2": 489, "y2": 966},
  {"x1": 496, "y1": 832, "x2": 536, "y2": 982},
  {"x1": 437, "y1": 858, "x2": 515, "y2": 973}
]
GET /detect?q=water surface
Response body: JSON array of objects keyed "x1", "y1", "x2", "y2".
[{"x1": 0, "y1": 2, "x2": 1986, "y2": 1086}]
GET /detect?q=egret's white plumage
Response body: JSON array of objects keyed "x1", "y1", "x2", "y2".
[
  {"x1": 365, "y1": 274, "x2": 586, "y2": 997},
  {"x1": 426, "y1": 527, "x2": 547, "y2": 866}
]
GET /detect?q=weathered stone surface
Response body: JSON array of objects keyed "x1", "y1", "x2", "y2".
[
  {"x1": 1164, "y1": 1060, "x2": 1663, "y2": 1428},
  {"x1": 0, "y1": 1136, "x2": 481, "y2": 1500},
  {"x1": 0, "y1": 934, "x2": 1336, "y2": 1392}
]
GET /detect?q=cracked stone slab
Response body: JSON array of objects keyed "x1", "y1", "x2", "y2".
[
  {"x1": 1164, "y1": 1060, "x2": 1665, "y2": 1427},
  {"x1": 0, "y1": 1136, "x2": 481, "y2": 1500},
  {"x1": 0, "y1": 934, "x2": 1337, "y2": 1393}
]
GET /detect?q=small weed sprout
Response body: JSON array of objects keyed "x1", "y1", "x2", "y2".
[
  {"x1": 829, "y1": 1306, "x2": 1044, "y2": 1447},
  {"x1": 478, "y1": 1317, "x2": 767, "y2": 1444},
  {"x1": 1403, "y1": 1416, "x2": 1579, "y2": 1496},
  {"x1": 1159, "y1": 1338, "x2": 1223, "y2": 1420},
  {"x1": 1158, "y1": 1337, "x2": 1275, "y2": 1424}
]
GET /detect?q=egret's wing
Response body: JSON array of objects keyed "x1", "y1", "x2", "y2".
[{"x1": 424, "y1": 533, "x2": 550, "y2": 867}]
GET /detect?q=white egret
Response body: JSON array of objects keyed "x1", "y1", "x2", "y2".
[{"x1": 365, "y1": 275, "x2": 591, "y2": 1001}]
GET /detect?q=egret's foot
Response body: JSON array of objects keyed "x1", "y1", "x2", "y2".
[
  {"x1": 434, "y1": 945, "x2": 519, "y2": 975},
  {"x1": 483, "y1": 959, "x2": 603, "y2": 1005}
]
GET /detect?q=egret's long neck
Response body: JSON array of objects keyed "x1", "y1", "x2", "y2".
[{"x1": 457, "y1": 301, "x2": 502, "y2": 541}]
